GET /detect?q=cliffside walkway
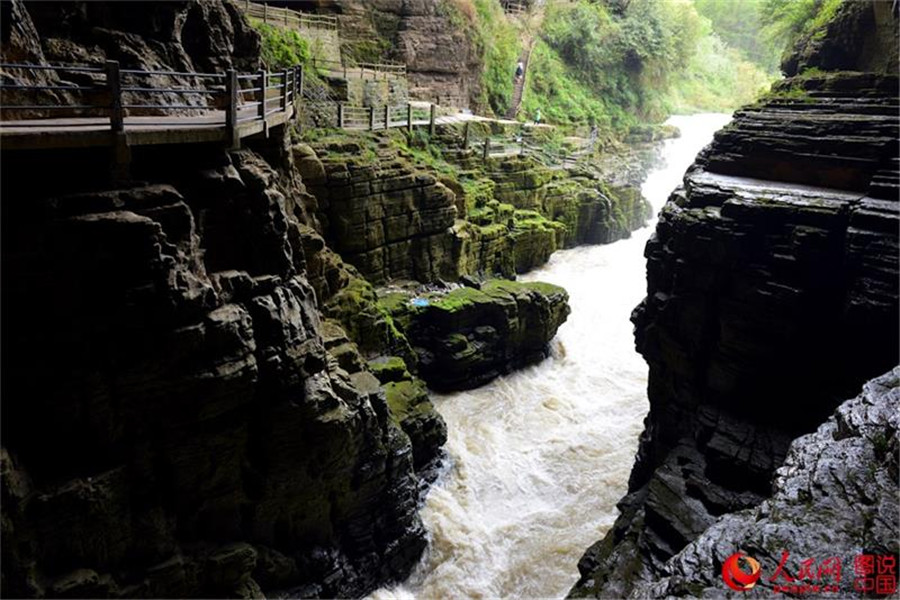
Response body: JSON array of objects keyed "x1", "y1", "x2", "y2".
[
  {"x1": 239, "y1": 1, "x2": 409, "y2": 84},
  {"x1": 0, "y1": 61, "x2": 573, "y2": 169},
  {"x1": 0, "y1": 61, "x2": 299, "y2": 152}
]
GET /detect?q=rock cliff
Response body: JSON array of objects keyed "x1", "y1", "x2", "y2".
[
  {"x1": 571, "y1": 5, "x2": 899, "y2": 597},
  {"x1": 0, "y1": 1, "x2": 444, "y2": 597},
  {"x1": 0, "y1": 144, "x2": 435, "y2": 599},
  {"x1": 330, "y1": 0, "x2": 483, "y2": 106},
  {"x1": 297, "y1": 129, "x2": 652, "y2": 284},
  {"x1": 631, "y1": 367, "x2": 899, "y2": 598}
]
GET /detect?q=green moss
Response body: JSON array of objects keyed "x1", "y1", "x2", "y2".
[
  {"x1": 250, "y1": 19, "x2": 311, "y2": 69},
  {"x1": 383, "y1": 379, "x2": 432, "y2": 422},
  {"x1": 428, "y1": 287, "x2": 492, "y2": 313},
  {"x1": 481, "y1": 278, "x2": 567, "y2": 300},
  {"x1": 368, "y1": 356, "x2": 412, "y2": 384}
]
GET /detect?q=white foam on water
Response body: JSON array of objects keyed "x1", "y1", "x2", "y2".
[{"x1": 372, "y1": 113, "x2": 733, "y2": 600}]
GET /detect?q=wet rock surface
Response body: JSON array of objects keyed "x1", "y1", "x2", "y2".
[
  {"x1": 632, "y1": 367, "x2": 899, "y2": 598},
  {"x1": 378, "y1": 280, "x2": 571, "y2": 392},
  {"x1": 300, "y1": 138, "x2": 460, "y2": 286},
  {"x1": 0, "y1": 0, "x2": 260, "y2": 115},
  {"x1": 0, "y1": 146, "x2": 431, "y2": 599},
  {"x1": 571, "y1": 66, "x2": 899, "y2": 600}
]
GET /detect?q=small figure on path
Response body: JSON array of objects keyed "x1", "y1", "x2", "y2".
[
  {"x1": 515, "y1": 61, "x2": 524, "y2": 82},
  {"x1": 534, "y1": 108, "x2": 541, "y2": 125}
]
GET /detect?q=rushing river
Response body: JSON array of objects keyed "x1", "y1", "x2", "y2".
[{"x1": 374, "y1": 114, "x2": 733, "y2": 600}]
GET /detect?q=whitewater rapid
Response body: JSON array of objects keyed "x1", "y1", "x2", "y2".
[{"x1": 375, "y1": 114, "x2": 733, "y2": 599}]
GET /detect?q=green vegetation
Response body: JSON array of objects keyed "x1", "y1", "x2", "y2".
[
  {"x1": 666, "y1": 33, "x2": 774, "y2": 113},
  {"x1": 441, "y1": 0, "x2": 522, "y2": 116},
  {"x1": 521, "y1": 0, "x2": 780, "y2": 129},
  {"x1": 515, "y1": 0, "x2": 851, "y2": 129},
  {"x1": 694, "y1": 0, "x2": 776, "y2": 70},
  {"x1": 523, "y1": 0, "x2": 706, "y2": 131},
  {"x1": 759, "y1": 0, "x2": 842, "y2": 60},
  {"x1": 250, "y1": 19, "x2": 310, "y2": 69}
]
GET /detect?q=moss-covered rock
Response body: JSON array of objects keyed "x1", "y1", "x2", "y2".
[
  {"x1": 377, "y1": 366, "x2": 448, "y2": 473},
  {"x1": 379, "y1": 279, "x2": 571, "y2": 391}
]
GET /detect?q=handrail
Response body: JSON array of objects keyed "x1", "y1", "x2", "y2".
[
  {"x1": 240, "y1": 0, "x2": 339, "y2": 31},
  {"x1": 0, "y1": 61, "x2": 302, "y2": 147},
  {"x1": 309, "y1": 56, "x2": 407, "y2": 81},
  {"x1": 1, "y1": 60, "x2": 547, "y2": 169}
]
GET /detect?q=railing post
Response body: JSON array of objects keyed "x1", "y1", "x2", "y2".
[
  {"x1": 226, "y1": 69, "x2": 239, "y2": 149},
  {"x1": 463, "y1": 122, "x2": 470, "y2": 150},
  {"x1": 105, "y1": 60, "x2": 124, "y2": 133},
  {"x1": 258, "y1": 69, "x2": 267, "y2": 120},
  {"x1": 483, "y1": 138, "x2": 490, "y2": 162},
  {"x1": 263, "y1": 2, "x2": 268, "y2": 23},
  {"x1": 284, "y1": 6, "x2": 288, "y2": 26},
  {"x1": 384, "y1": 104, "x2": 390, "y2": 129},
  {"x1": 368, "y1": 106, "x2": 374, "y2": 130},
  {"x1": 281, "y1": 69, "x2": 289, "y2": 113},
  {"x1": 407, "y1": 103, "x2": 413, "y2": 133},
  {"x1": 337, "y1": 103, "x2": 344, "y2": 128},
  {"x1": 429, "y1": 103, "x2": 436, "y2": 136}
]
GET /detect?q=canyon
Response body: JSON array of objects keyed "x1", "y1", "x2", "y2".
[
  {"x1": 570, "y1": 1, "x2": 899, "y2": 597},
  {"x1": 0, "y1": 0, "x2": 898, "y2": 599}
]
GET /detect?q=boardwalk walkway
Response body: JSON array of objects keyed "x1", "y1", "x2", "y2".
[
  {"x1": 0, "y1": 61, "x2": 583, "y2": 169},
  {"x1": 0, "y1": 62, "x2": 300, "y2": 152}
]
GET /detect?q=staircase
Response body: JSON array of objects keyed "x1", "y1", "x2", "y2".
[{"x1": 506, "y1": 43, "x2": 533, "y2": 119}]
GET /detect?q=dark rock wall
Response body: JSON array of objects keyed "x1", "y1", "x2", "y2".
[
  {"x1": 0, "y1": 142, "x2": 430, "y2": 599},
  {"x1": 783, "y1": 0, "x2": 899, "y2": 77},
  {"x1": 634, "y1": 367, "x2": 899, "y2": 598},
  {"x1": 571, "y1": 7, "x2": 899, "y2": 597},
  {"x1": 0, "y1": 1, "x2": 260, "y2": 116}
]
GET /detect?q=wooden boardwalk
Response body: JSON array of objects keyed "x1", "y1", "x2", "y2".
[
  {"x1": 0, "y1": 62, "x2": 301, "y2": 152},
  {"x1": 0, "y1": 61, "x2": 575, "y2": 169}
]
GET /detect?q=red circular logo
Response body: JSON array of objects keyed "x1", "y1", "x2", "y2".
[{"x1": 723, "y1": 552, "x2": 762, "y2": 592}]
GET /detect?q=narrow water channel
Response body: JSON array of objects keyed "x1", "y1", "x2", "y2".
[{"x1": 376, "y1": 113, "x2": 733, "y2": 599}]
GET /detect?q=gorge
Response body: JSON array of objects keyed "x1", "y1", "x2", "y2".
[{"x1": 1, "y1": 1, "x2": 898, "y2": 599}]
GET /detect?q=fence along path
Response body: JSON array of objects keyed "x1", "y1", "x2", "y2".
[
  {"x1": 240, "y1": 0, "x2": 338, "y2": 31},
  {"x1": 0, "y1": 63, "x2": 582, "y2": 168},
  {"x1": 239, "y1": 1, "x2": 408, "y2": 82},
  {"x1": 0, "y1": 61, "x2": 300, "y2": 151}
]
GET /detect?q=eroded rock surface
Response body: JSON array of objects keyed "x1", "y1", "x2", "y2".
[
  {"x1": 571, "y1": 68, "x2": 899, "y2": 600},
  {"x1": 379, "y1": 280, "x2": 570, "y2": 391},
  {"x1": 0, "y1": 148, "x2": 431, "y2": 599},
  {"x1": 632, "y1": 367, "x2": 899, "y2": 598}
]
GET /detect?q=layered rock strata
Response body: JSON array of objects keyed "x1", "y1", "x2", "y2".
[
  {"x1": 298, "y1": 138, "x2": 459, "y2": 286},
  {"x1": 329, "y1": 0, "x2": 483, "y2": 107},
  {"x1": 299, "y1": 131, "x2": 652, "y2": 283},
  {"x1": 378, "y1": 280, "x2": 570, "y2": 391},
  {"x1": 0, "y1": 147, "x2": 432, "y2": 599},
  {"x1": 571, "y1": 70, "x2": 899, "y2": 598},
  {"x1": 631, "y1": 367, "x2": 899, "y2": 598}
]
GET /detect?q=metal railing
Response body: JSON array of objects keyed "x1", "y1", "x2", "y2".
[
  {"x1": 0, "y1": 61, "x2": 303, "y2": 145},
  {"x1": 310, "y1": 57, "x2": 407, "y2": 81},
  {"x1": 500, "y1": 0, "x2": 529, "y2": 15},
  {"x1": 241, "y1": 0, "x2": 338, "y2": 31}
]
